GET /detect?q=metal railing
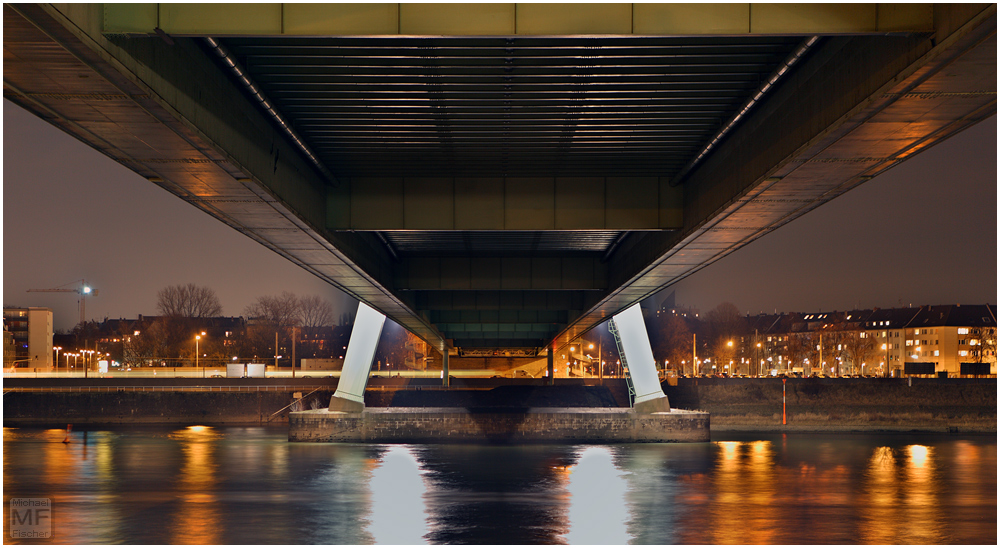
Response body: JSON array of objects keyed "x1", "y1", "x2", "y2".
[{"x1": 2, "y1": 385, "x2": 332, "y2": 393}]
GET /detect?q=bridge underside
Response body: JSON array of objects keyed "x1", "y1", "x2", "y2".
[{"x1": 4, "y1": 3, "x2": 995, "y2": 356}]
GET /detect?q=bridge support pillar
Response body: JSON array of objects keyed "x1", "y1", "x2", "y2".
[
  {"x1": 547, "y1": 350, "x2": 554, "y2": 385},
  {"x1": 329, "y1": 302, "x2": 385, "y2": 413},
  {"x1": 442, "y1": 350, "x2": 449, "y2": 387},
  {"x1": 612, "y1": 304, "x2": 670, "y2": 413}
]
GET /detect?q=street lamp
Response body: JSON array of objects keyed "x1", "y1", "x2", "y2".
[
  {"x1": 53, "y1": 346, "x2": 62, "y2": 372},
  {"x1": 195, "y1": 333, "x2": 206, "y2": 378},
  {"x1": 83, "y1": 349, "x2": 94, "y2": 378}
]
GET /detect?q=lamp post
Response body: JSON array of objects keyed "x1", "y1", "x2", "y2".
[
  {"x1": 53, "y1": 346, "x2": 62, "y2": 372},
  {"x1": 195, "y1": 332, "x2": 207, "y2": 378},
  {"x1": 882, "y1": 343, "x2": 888, "y2": 377},
  {"x1": 588, "y1": 342, "x2": 595, "y2": 378}
]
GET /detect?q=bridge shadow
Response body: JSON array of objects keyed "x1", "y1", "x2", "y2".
[{"x1": 382, "y1": 385, "x2": 625, "y2": 443}]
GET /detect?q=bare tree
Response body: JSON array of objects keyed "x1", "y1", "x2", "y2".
[
  {"x1": 971, "y1": 327, "x2": 996, "y2": 364},
  {"x1": 298, "y1": 295, "x2": 335, "y2": 328},
  {"x1": 243, "y1": 292, "x2": 302, "y2": 363},
  {"x1": 842, "y1": 330, "x2": 878, "y2": 375},
  {"x1": 244, "y1": 291, "x2": 301, "y2": 329},
  {"x1": 785, "y1": 332, "x2": 812, "y2": 375},
  {"x1": 652, "y1": 313, "x2": 694, "y2": 375},
  {"x1": 157, "y1": 284, "x2": 222, "y2": 318}
]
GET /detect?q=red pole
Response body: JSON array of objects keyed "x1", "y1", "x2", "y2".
[{"x1": 782, "y1": 378, "x2": 787, "y2": 425}]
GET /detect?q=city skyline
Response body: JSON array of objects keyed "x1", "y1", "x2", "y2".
[{"x1": 4, "y1": 99, "x2": 997, "y2": 333}]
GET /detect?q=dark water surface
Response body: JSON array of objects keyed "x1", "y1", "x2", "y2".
[{"x1": 3, "y1": 426, "x2": 995, "y2": 544}]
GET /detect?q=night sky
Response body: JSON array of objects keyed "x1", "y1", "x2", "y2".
[{"x1": 3, "y1": 99, "x2": 997, "y2": 333}]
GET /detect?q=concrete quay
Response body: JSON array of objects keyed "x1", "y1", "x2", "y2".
[{"x1": 288, "y1": 407, "x2": 710, "y2": 444}]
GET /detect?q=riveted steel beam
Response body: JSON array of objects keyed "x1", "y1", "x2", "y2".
[
  {"x1": 104, "y1": 4, "x2": 934, "y2": 37},
  {"x1": 395, "y1": 256, "x2": 607, "y2": 291},
  {"x1": 328, "y1": 177, "x2": 681, "y2": 231}
]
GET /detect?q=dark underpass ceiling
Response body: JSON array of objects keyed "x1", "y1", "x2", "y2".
[
  {"x1": 218, "y1": 36, "x2": 806, "y2": 179},
  {"x1": 210, "y1": 36, "x2": 809, "y2": 350}
]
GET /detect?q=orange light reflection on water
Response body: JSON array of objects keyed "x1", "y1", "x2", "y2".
[
  {"x1": 900, "y1": 444, "x2": 941, "y2": 544},
  {"x1": 170, "y1": 426, "x2": 221, "y2": 545},
  {"x1": 860, "y1": 446, "x2": 899, "y2": 544}
]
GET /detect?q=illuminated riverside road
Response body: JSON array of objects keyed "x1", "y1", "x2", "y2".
[{"x1": 2, "y1": 427, "x2": 995, "y2": 544}]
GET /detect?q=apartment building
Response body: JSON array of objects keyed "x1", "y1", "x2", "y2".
[
  {"x1": 2, "y1": 307, "x2": 54, "y2": 369},
  {"x1": 745, "y1": 304, "x2": 996, "y2": 377}
]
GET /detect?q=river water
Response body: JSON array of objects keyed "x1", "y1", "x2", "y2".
[{"x1": 3, "y1": 426, "x2": 995, "y2": 545}]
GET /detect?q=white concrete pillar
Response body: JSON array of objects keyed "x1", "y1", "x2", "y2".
[
  {"x1": 612, "y1": 303, "x2": 670, "y2": 413},
  {"x1": 329, "y1": 302, "x2": 385, "y2": 413}
]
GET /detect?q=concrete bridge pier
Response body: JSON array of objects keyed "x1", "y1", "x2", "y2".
[
  {"x1": 328, "y1": 302, "x2": 386, "y2": 413},
  {"x1": 612, "y1": 304, "x2": 671, "y2": 414}
]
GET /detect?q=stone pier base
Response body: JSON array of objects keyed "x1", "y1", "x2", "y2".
[{"x1": 289, "y1": 407, "x2": 709, "y2": 443}]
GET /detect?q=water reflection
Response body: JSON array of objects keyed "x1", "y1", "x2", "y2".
[
  {"x1": 369, "y1": 446, "x2": 429, "y2": 544},
  {"x1": 170, "y1": 426, "x2": 220, "y2": 544},
  {"x1": 2, "y1": 429, "x2": 996, "y2": 544},
  {"x1": 902, "y1": 445, "x2": 941, "y2": 543},
  {"x1": 415, "y1": 445, "x2": 576, "y2": 544},
  {"x1": 564, "y1": 447, "x2": 629, "y2": 545},
  {"x1": 862, "y1": 446, "x2": 899, "y2": 543}
]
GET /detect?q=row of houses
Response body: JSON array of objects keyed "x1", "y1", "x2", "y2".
[
  {"x1": 741, "y1": 304, "x2": 996, "y2": 377},
  {"x1": 3, "y1": 309, "x2": 355, "y2": 370}
]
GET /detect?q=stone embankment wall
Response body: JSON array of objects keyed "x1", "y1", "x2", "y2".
[
  {"x1": 4, "y1": 377, "x2": 995, "y2": 432},
  {"x1": 3, "y1": 390, "x2": 337, "y2": 426},
  {"x1": 666, "y1": 377, "x2": 996, "y2": 432}
]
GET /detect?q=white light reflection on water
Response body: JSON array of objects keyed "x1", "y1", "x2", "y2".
[
  {"x1": 564, "y1": 446, "x2": 630, "y2": 545},
  {"x1": 368, "y1": 445, "x2": 430, "y2": 544}
]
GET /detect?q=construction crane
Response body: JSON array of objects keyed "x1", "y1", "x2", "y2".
[{"x1": 27, "y1": 279, "x2": 98, "y2": 326}]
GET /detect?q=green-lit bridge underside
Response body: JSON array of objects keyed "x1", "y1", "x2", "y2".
[{"x1": 106, "y1": 3, "x2": 933, "y2": 37}]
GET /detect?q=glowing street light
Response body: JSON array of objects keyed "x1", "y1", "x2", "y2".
[{"x1": 196, "y1": 332, "x2": 207, "y2": 377}]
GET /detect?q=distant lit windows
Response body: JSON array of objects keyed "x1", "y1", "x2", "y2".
[
  {"x1": 933, "y1": 350, "x2": 940, "y2": 356},
  {"x1": 959, "y1": 350, "x2": 969, "y2": 357},
  {"x1": 958, "y1": 328, "x2": 970, "y2": 335},
  {"x1": 906, "y1": 340, "x2": 913, "y2": 346}
]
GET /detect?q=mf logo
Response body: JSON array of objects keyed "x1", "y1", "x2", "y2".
[{"x1": 9, "y1": 498, "x2": 52, "y2": 539}]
